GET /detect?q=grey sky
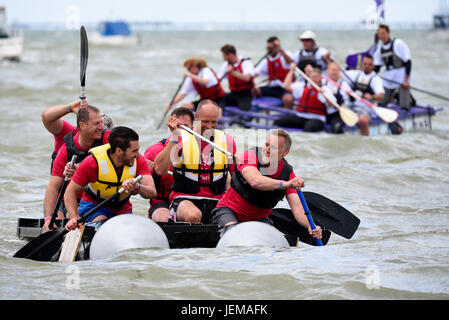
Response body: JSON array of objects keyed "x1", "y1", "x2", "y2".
[{"x1": 0, "y1": 0, "x2": 444, "y2": 25}]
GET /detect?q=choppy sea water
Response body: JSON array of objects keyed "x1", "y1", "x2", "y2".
[{"x1": 0, "y1": 29, "x2": 449, "y2": 301}]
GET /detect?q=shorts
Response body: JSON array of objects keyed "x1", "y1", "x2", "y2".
[
  {"x1": 224, "y1": 89, "x2": 253, "y2": 111},
  {"x1": 148, "y1": 201, "x2": 170, "y2": 219},
  {"x1": 78, "y1": 200, "x2": 131, "y2": 222},
  {"x1": 169, "y1": 197, "x2": 219, "y2": 224},
  {"x1": 259, "y1": 86, "x2": 291, "y2": 99},
  {"x1": 350, "y1": 104, "x2": 373, "y2": 116},
  {"x1": 212, "y1": 206, "x2": 274, "y2": 227}
]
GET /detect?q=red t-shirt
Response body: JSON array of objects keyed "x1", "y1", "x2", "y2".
[
  {"x1": 217, "y1": 149, "x2": 296, "y2": 221},
  {"x1": 144, "y1": 138, "x2": 173, "y2": 206},
  {"x1": 53, "y1": 121, "x2": 76, "y2": 154},
  {"x1": 51, "y1": 130, "x2": 110, "y2": 178},
  {"x1": 169, "y1": 134, "x2": 236, "y2": 202},
  {"x1": 72, "y1": 153, "x2": 151, "y2": 214}
]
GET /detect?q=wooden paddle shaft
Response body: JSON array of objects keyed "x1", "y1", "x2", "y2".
[
  {"x1": 294, "y1": 66, "x2": 341, "y2": 110},
  {"x1": 321, "y1": 74, "x2": 374, "y2": 108}
]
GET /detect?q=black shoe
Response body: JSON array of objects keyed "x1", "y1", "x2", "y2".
[{"x1": 388, "y1": 122, "x2": 403, "y2": 135}]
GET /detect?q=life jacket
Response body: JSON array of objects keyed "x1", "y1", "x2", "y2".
[
  {"x1": 323, "y1": 79, "x2": 344, "y2": 105},
  {"x1": 297, "y1": 47, "x2": 321, "y2": 71},
  {"x1": 192, "y1": 68, "x2": 226, "y2": 100},
  {"x1": 150, "y1": 139, "x2": 174, "y2": 205},
  {"x1": 84, "y1": 144, "x2": 137, "y2": 207},
  {"x1": 296, "y1": 85, "x2": 327, "y2": 116},
  {"x1": 171, "y1": 129, "x2": 229, "y2": 196},
  {"x1": 228, "y1": 58, "x2": 254, "y2": 91},
  {"x1": 350, "y1": 72, "x2": 375, "y2": 102},
  {"x1": 267, "y1": 55, "x2": 290, "y2": 83},
  {"x1": 230, "y1": 147, "x2": 293, "y2": 209},
  {"x1": 63, "y1": 129, "x2": 106, "y2": 166},
  {"x1": 380, "y1": 38, "x2": 405, "y2": 70}
]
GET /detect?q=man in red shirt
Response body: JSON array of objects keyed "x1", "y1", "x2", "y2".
[
  {"x1": 64, "y1": 126, "x2": 156, "y2": 231},
  {"x1": 144, "y1": 107, "x2": 194, "y2": 222},
  {"x1": 213, "y1": 129, "x2": 322, "y2": 240},
  {"x1": 254, "y1": 36, "x2": 295, "y2": 109},
  {"x1": 42, "y1": 104, "x2": 111, "y2": 232},
  {"x1": 218, "y1": 44, "x2": 255, "y2": 111},
  {"x1": 154, "y1": 99, "x2": 237, "y2": 224},
  {"x1": 41, "y1": 100, "x2": 113, "y2": 172}
]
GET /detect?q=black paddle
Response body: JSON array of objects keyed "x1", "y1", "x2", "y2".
[
  {"x1": 13, "y1": 176, "x2": 143, "y2": 261},
  {"x1": 270, "y1": 209, "x2": 331, "y2": 246},
  {"x1": 157, "y1": 76, "x2": 187, "y2": 130},
  {"x1": 270, "y1": 191, "x2": 360, "y2": 244},
  {"x1": 379, "y1": 75, "x2": 449, "y2": 103},
  {"x1": 80, "y1": 26, "x2": 88, "y2": 104},
  {"x1": 301, "y1": 191, "x2": 360, "y2": 239},
  {"x1": 48, "y1": 155, "x2": 77, "y2": 230}
]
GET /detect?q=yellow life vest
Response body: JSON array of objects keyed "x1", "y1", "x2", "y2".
[
  {"x1": 172, "y1": 129, "x2": 229, "y2": 195},
  {"x1": 85, "y1": 144, "x2": 137, "y2": 205}
]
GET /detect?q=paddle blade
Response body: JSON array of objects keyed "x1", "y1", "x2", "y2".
[
  {"x1": 269, "y1": 209, "x2": 331, "y2": 246},
  {"x1": 338, "y1": 107, "x2": 359, "y2": 127},
  {"x1": 303, "y1": 192, "x2": 360, "y2": 239},
  {"x1": 13, "y1": 230, "x2": 64, "y2": 261},
  {"x1": 80, "y1": 26, "x2": 88, "y2": 87},
  {"x1": 373, "y1": 105, "x2": 398, "y2": 123}
]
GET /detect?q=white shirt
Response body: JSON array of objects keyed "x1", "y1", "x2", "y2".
[
  {"x1": 321, "y1": 79, "x2": 352, "y2": 114},
  {"x1": 217, "y1": 56, "x2": 255, "y2": 81},
  {"x1": 291, "y1": 80, "x2": 335, "y2": 122},
  {"x1": 373, "y1": 38, "x2": 411, "y2": 89},
  {"x1": 344, "y1": 70, "x2": 385, "y2": 108},
  {"x1": 254, "y1": 51, "x2": 293, "y2": 87},
  {"x1": 293, "y1": 46, "x2": 330, "y2": 71},
  {"x1": 179, "y1": 67, "x2": 219, "y2": 96}
]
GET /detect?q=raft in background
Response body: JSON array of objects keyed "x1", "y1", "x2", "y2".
[{"x1": 219, "y1": 97, "x2": 443, "y2": 135}]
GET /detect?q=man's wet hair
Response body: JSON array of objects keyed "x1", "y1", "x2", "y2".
[{"x1": 108, "y1": 126, "x2": 139, "y2": 153}]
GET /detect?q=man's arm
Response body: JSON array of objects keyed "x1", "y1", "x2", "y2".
[
  {"x1": 64, "y1": 180, "x2": 85, "y2": 231},
  {"x1": 42, "y1": 175, "x2": 64, "y2": 232},
  {"x1": 241, "y1": 166, "x2": 303, "y2": 191},
  {"x1": 41, "y1": 100, "x2": 84, "y2": 135},
  {"x1": 124, "y1": 174, "x2": 157, "y2": 199},
  {"x1": 154, "y1": 115, "x2": 182, "y2": 176},
  {"x1": 286, "y1": 192, "x2": 322, "y2": 239}
]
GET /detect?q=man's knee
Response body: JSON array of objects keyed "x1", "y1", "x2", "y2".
[
  {"x1": 282, "y1": 93, "x2": 293, "y2": 108},
  {"x1": 177, "y1": 201, "x2": 202, "y2": 223}
]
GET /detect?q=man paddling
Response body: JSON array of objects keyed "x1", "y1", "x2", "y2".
[
  {"x1": 153, "y1": 99, "x2": 237, "y2": 224},
  {"x1": 294, "y1": 30, "x2": 331, "y2": 73},
  {"x1": 322, "y1": 62, "x2": 352, "y2": 134},
  {"x1": 218, "y1": 44, "x2": 255, "y2": 111},
  {"x1": 212, "y1": 129, "x2": 322, "y2": 241},
  {"x1": 343, "y1": 55, "x2": 385, "y2": 136},
  {"x1": 144, "y1": 107, "x2": 194, "y2": 222},
  {"x1": 373, "y1": 24, "x2": 413, "y2": 110},
  {"x1": 41, "y1": 100, "x2": 113, "y2": 172},
  {"x1": 253, "y1": 36, "x2": 295, "y2": 109},
  {"x1": 64, "y1": 126, "x2": 156, "y2": 231},
  {"x1": 167, "y1": 58, "x2": 226, "y2": 111},
  {"x1": 273, "y1": 64, "x2": 335, "y2": 132},
  {"x1": 42, "y1": 104, "x2": 111, "y2": 232}
]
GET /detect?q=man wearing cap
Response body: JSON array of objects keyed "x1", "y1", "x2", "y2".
[{"x1": 294, "y1": 30, "x2": 331, "y2": 73}]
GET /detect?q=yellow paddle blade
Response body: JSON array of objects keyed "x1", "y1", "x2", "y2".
[
  {"x1": 373, "y1": 106, "x2": 399, "y2": 123},
  {"x1": 338, "y1": 107, "x2": 359, "y2": 127}
]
